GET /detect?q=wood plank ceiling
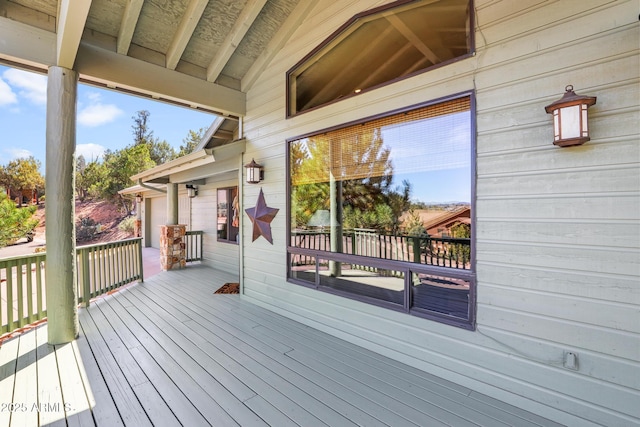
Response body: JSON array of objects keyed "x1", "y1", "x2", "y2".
[{"x1": 0, "y1": 0, "x2": 311, "y2": 117}]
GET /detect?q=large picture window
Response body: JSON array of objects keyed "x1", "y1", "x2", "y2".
[{"x1": 287, "y1": 94, "x2": 475, "y2": 328}]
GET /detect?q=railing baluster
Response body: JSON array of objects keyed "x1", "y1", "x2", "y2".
[
  {"x1": 82, "y1": 248, "x2": 91, "y2": 307},
  {"x1": 1, "y1": 263, "x2": 5, "y2": 333},
  {"x1": 37, "y1": 257, "x2": 44, "y2": 319},
  {"x1": 16, "y1": 259, "x2": 24, "y2": 327},
  {"x1": 26, "y1": 259, "x2": 33, "y2": 324},
  {"x1": 7, "y1": 261, "x2": 14, "y2": 332}
]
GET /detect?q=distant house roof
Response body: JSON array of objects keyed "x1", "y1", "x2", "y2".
[{"x1": 423, "y1": 207, "x2": 471, "y2": 233}]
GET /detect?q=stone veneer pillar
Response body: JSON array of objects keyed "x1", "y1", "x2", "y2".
[{"x1": 160, "y1": 224, "x2": 186, "y2": 270}]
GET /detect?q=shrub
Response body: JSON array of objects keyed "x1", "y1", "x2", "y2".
[
  {"x1": 76, "y1": 216, "x2": 100, "y2": 242},
  {"x1": 0, "y1": 193, "x2": 39, "y2": 248},
  {"x1": 118, "y1": 216, "x2": 136, "y2": 233}
]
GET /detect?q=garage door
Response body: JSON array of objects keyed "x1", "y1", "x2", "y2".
[{"x1": 149, "y1": 196, "x2": 166, "y2": 249}]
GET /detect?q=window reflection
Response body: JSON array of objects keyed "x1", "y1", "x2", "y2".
[
  {"x1": 411, "y1": 272, "x2": 470, "y2": 320},
  {"x1": 318, "y1": 259, "x2": 405, "y2": 306},
  {"x1": 290, "y1": 254, "x2": 316, "y2": 285},
  {"x1": 290, "y1": 97, "x2": 471, "y2": 270}
]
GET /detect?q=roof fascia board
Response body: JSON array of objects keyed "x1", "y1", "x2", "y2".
[
  {"x1": 75, "y1": 42, "x2": 246, "y2": 117},
  {"x1": 131, "y1": 139, "x2": 246, "y2": 184},
  {"x1": 196, "y1": 116, "x2": 227, "y2": 151},
  {"x1": 0, "y1": 17, "x2": 56, "y2": 69},
  {"x1": 170, "y1": 157, "x2": 239, "y2": 184},
  {"x1": 131, "y1": 148, "x2": 215, "y2": 182}
]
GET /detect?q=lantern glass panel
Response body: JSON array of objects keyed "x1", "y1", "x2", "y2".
[
  {"x1": 581, "y1": 106, "x2": 589, "y2": 135},
  {"x1": 560, "y1": 105, "x2": 581, "y2": 139},
  {"x1": 553, "y1": 110, "x2": 560, "y2": 140}
]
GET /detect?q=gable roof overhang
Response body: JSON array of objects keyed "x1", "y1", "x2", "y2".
[{"x1": 130, "y1": 138, "x2": 246, "y2": 185}]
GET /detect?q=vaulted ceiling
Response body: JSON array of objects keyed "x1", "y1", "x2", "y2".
[{"x1": 0, "y1": 0, "x2": 314, "y2": 118}]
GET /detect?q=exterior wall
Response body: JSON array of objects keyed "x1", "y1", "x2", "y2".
[
  {"x1": 240, "y1": 1, "x2": 639, "y2": 426},
  {"x1": 141, "y1": 175, "x2": 241, "y2": 275},
  {"x1": 192, "y1": 173, "x2": 240, "y2": 275}
]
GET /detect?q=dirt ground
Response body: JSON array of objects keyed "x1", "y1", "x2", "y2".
[
  {"x1": 32, "y1": 199, "x2": 134, "y2": 245},
  {"x1": 1, "y1": 199, "x2": 135, "y2": 258}
]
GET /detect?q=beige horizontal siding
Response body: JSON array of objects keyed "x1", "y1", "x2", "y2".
[{"x1": 241, "y1": 1, "x2": 640, "y2": 426}]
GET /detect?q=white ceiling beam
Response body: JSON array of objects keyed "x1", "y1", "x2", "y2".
[
  {"x1": 56, "y1": 0, "x2": 92, "y2": 69},
  {"x1": 206, "y1": 0, "x2": 267, "y2": 83},
  {"x1": 0, "y1": 16, "x2": 56, "y2": 68},
  {"x1": 117, "y1": 0, "x2": 144, "y2": 55},
  {"x1": 75, "y1": 42, "x2": 246, "y2": 117},
  {"x1": 385, "y1": 14, "x2": 440, "y2": 64},
  {"x1": 166, "y1": 0, "x2": 209, "y2": 70},
  {"x1": 301, "y1": 26, "x2": 395, "y2": 111},
  {"x1": 242, "y1": 0, "x2": 316, "y2": 92}
]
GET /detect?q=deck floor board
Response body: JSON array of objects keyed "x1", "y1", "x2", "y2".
[{"x1": 0, "y1": 265, "x2": 564, "y2": 426}]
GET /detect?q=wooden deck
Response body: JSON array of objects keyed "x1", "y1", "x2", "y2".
[{"x1": 0, "y1": 265, "x2": 563, "y2": 426}]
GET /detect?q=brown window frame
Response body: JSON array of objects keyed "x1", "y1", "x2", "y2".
[
  {"x1": 286, "y1": 0, "x2": 475, "y2": 118},
  {"x1": 286, "y1": 91, "x2": 477, "y2": 330}
]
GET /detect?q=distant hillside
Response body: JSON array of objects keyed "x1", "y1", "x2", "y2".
[{"x1": 33, "y1": 199, "x2": 135, "y2": 245}]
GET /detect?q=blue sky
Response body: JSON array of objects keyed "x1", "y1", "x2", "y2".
[{"x1": 0, "y1": 64, "x2": 215, "y2": 170}]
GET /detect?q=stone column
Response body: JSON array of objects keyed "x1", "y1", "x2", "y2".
[
  {"x1": 45, "y1": 66, "x2": 78, "y2": 344},
  {"x1": 135, "y1": 197, "x2": 142, "y2": 237},
  {"x1": 159, "y1": 224, "x2": 186, "y2": 270}
]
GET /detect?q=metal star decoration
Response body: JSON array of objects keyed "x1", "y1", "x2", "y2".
[{"x1": 245, "y1": 188, "x2": 279, "y2": 244}]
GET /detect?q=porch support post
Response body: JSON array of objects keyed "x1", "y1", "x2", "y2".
[
  {"x1": 329, "y1": 139, "x2": 342, "y2": 277},
  {"x1": 166, "y1": 183, "x2": 178, "y2": 225},
  {"x1": 45, "y1": 66, "x2": 78, "y2": 344}
]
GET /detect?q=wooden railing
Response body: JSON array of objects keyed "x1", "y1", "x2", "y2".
[
  {"x1": 1, "y1": 238, "x2": 143, "y2": 336},
  {"x1": 0, "y1": 252, "x2": 46, "y2": 335},
  {"x1": 185, "y1": 230, "x2": 203, "y2": 262},
  {"x1": 77, "y1": 238, "x2": 144, "y2": 307},
  {"x1": 291, "y1": 230, "x2": 471, "y2": 270}
]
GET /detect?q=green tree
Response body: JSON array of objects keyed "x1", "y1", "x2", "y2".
[
  {"x1": 148, "y1": 138, "x2": 176, "y2": 164},
  {"x1": 131, "y1": 109, "x2": 177, "y2": 164},
  {"x1": 177, "y1": 128, "x2": 206, "y2": 157},
  {"x1": 403, "y1": 208, "x2": 427, "y2": 236},
  {"x1": 450, "y1": 222, "x2": 471, "y2": 264},
  {"x1": 291, "y1": 129, "x2": 397, "y2": 230},
  {"x1": 99, "y1": 144, "x2": 155, "y2": 210},
  {"x1": 76, "y1": 156, "x2": 108, "y2": 201},
  {"x1": 132, "y1": 110, "x2": 153, "y2": 145},
  {"x1": 0, "y1": 157, "x2": 45, "y2": 206},
  {"x1": 0, "y1": 192, "x2": 39, "y2": 248}
]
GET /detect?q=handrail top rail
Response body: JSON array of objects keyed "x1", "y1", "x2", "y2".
[
  {"x1": 0, "y1": 237, "x2": 143, "y2": 262},
  {"x1": 291, "y1": 230, "x2": 470, "y2": 243},
  {"x1": 0, "y1": 252, "x2": 47, "y2": 263},
  {"x1": 77, "y1": 237, "x2": 143, "y2": 251}
]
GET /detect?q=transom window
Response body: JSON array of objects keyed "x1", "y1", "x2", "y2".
[
  {"x1": 287, "y1": 94, "x2": 475, "y2": 329},
  {"x1": 287, "y1": 0, "x2": 473, "y2": 116}
]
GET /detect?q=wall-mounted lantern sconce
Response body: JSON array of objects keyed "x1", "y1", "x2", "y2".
[
  {"x1": 545, "y1": 85, "x2": 597, "y2": 147},
  {"x1": 186, "y1": 184, "x2": 198, "y2": 198},
  {"x1": 135, "y1": 193, "x2": 143, "y2": 204},
  {"x1": 244, "y1": 158, "x2": 264, "y2": 184}
]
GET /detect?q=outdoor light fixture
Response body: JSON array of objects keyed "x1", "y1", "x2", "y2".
[
  {"x1": 186, "y1": 184, "x2": 198, "y2": 198},
  {"x1": 545, "y1": 85, "x2": 597, "y2": 147},
  {"x1": 244, "y1": 158, "x2": 264, "y2": 184},
  {"x1": 135, "y1": 193, "x2": 143, "y2": 203}
]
